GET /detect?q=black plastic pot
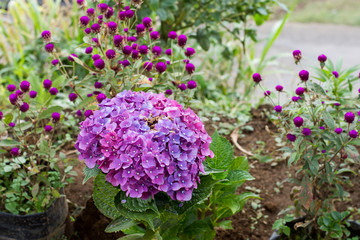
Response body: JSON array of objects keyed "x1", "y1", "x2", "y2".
[
  {"x1": 270, "y1": 218, "x2": 360, "y2": 240},
  {"x1": 0, "y1": 191, "x2": 68, "y2": 240}
]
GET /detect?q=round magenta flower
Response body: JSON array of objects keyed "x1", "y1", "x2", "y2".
[
  {"x1": 119, "y1": 11, "x2": 126, "y2": 20},
  {"x1": 185, "y1": 63, "x2": 195, "y2": 74},
  {"x1": 165, "y1": 89, "x2": 173, "y2": 95},
  {"x1": 105, "y1": 7, "x2": 114, "y2": 19},
  {"x1": 84, "y1": 28, "x2": 91, "y2": 34},
  {"x1": 97, "y1": 3, "x2": 108, "y2": 13},
  {"x1": 84, "y1": 109, "x2": 93, "y2": 117},
  {"x1": 150, "y1": 31, "x2": 160, "y2": 40},
  {"x1": 9, "y1": 94, "x2": 18, "y2": 105},
  {"x1": 9, "y1": 122, "x2": 15, "y2": 127},
  {"x1": 264, "y1": 90, "x2": 271, "y2": 96},
  {"x1": 107, "y1": 22, "x2": 118, "y2": 34},
  {"x1": 132, "y1": 50, "x2": 140, "y2": 59},
  {"x1": 92, "y1": 54, "x2": 101, "y2": 61},
  {"x1": 152, "y1": 46, "x2": 162, "y2": 56},
  {"x1": 187, "y1": 80, "x2": 197, "y2": 89},
  {"x1": 287, "y1": 133, "x2": 296, "y2": 142},
  {"x1": 143, "y1": 62, "x2": 153, "y2": 71},
  {"x1": 129, "y1": 36, "x2": 137, "y2": 42},
  {"x1": 69, "y1": 93, "x2": 78, "y2": 102},
  {"x1": 7, "y1": 84, "x2": 16, "y2": 92},
  {"x1": 292, "y1": 50, "x2": 302, "y2": 63},
  {"x1": 20, "y1": 102, "x2": 29, "y2": 112},
  {"x1": 41, "y1": 30, "x2": 51, "y2": 42},
  {"x1": 252, "y1": 73, "x2": 262, "y2": 83},
  {"x1": 29, "y1": 90, "x2": 37, "y2": 98},
  {"x1": 334, "y1": 103, "x2": 341, "y2": 107},
  {"x1": 335, "y1": 128, "x2": 342, "y2": 134},
  {"x1": 178, "y1": 83, "x2": 187, "y2": 91},
  {"x1": 299, "y1": 70, "x2": 309, "y2": 81},
  {"x1": 44, "y1": 125, "x2": 53, "y2": 132},
  {"x1": 87, "y1": 8, "x2": 95, "y2": 17},
  {"x1": 275, "y1": 85, "x2": 283, "y2": 92},
  {"x1": 43, "y1": 79, "x2": 52, "y2": 89},
  {"x1": 332, "y1": 71, "x2": 339, "y2": 78},
  {"x1": 142, "y1": 17, "x2": 152, "y2": 28},
  {"x1": 149, "y1": 78, "x2": 153, "y2": 81},
  {"x1": 94, "y1": 82, "x2": 103, "y2": 89},
  {"x1": 319, "y1": 126, "x2": 325, "y2": 130},
  {"x1": 322, "y1": 150, "x2": 326, "y2": 153},
  {"x1": 15, "y1": 89, "x2": 23, "y2": 96},
  {"x1": 274, "y1": 105, "x2": 282, "y2": 113},
  {"x1": 76, "y1": 110, "x2": 83, "y2": 117},
  {"x1": 10, "y1": 147, "x2": 20, "y2": 156},
  {"x1": 80, "y1": 16, "x2": 90, "y2": 27},
  {"x1": 91, "y1": 23, "x2": 101, "y2": 34},
  {"x1": 165, "y1": 49, "x2": 172, "y2": 56},
  {"x1": 122, "y1": 45, "x2": 132, "y2": 56},
  {"x1": 122, "y1": 60, "x2": 131, "y2": 67},
  {"x1": 51, "y1": 59, "x2": 59, "y2": 66},
  {"x1": 20, "y1": 81, "x2": 30, "y2": 92},
  {"x1": 68, "y1": 54, "x2": 77, "y2": 62},
  {"x1": 168, "y1": 31, "x2": 177, "y2": 39},
  {"x1": 45, "y1": 43, "x2": 55, "y2": 53},
  {"x1": 97, "y1": 93, "x2": 107, "y2": 103},
  {"x1": 156, "y1": 62, "x2": 167, "y2": 73},
  {"x1": 177, "y1": 35, "x2": 187, "y2": 47},
  {"x1": 114, "y1": 35, "x2": 124, "y2": 48},
  {"x1": 293, "y1": 116, "x2": 304, "y2": 127},
  {"x1": 106, "y1": 49, "x2": 116, "y2": 59},
  {"x1": 136, "y1": 24, "x2": 145, "y2": 34},
  {"x1": 185, "y1": 48, "x2": 196, "y2": 57},
  {"x1": 295, "y1": 87, "x2": 305, "y2": 96},
  {"x1": 49, "y1": 87, "x2": 58, "y2": 95},
  {"x1": 87, "y1": 93, "x2": 93, "y2": 97},
  {"x1": 349, "y1": 130, "x2": 358, "y2": 138},
  {"x1": 92, "y1": 38, "x2": 99, "y2": 45},
  {"x1": 138, "y1": 45, "x2": 149, "y2": 55},
  {"x1": 344, "y1": 112, "x2": 355, "y2": 123},
  {"x1": 94, "y1": 59, "x2": 105, "y2": 69},
  {"x1": 85, "y1": 47, "x2": 93, "y2": 54},
  {"x1": 0, "y1": 111, "x2": 3, "y2": 120},
  {"x1": 302, "y1": 128, "x2": 311, "y2": 136},
  {"x1": 52, "y1": 112, "x2": 61, "y2": 122},
  {"x1": 125, "y1": 9, "x2": 134, "y2": 18},
  {"x1": 318, "y1": 54, "x2": 327, "y2": 62}
]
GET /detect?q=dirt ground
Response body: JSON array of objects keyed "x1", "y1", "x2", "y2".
[{"x1": 64, "y1": 105, "x2": 360, "y2": 240}]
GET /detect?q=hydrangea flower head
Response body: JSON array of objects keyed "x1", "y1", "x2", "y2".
[{"x1": 75, "y1": 90, "x2": 214, "y2": 201}]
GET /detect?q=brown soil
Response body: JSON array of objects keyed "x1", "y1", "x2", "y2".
[{"x1": 63, "y1": 105, "x2": 360, "y2": 240}]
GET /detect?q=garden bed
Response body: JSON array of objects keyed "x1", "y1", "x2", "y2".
[{"x1": 64, "y1": 105, "x2": 360, "y2": 240}]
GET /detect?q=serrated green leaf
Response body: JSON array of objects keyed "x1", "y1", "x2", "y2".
[
  {"x1": 38, "y1": 106, "x2": 62, "y2": 120},
  {"x1": 115, "y1": 191, "x2": 158, "y2": 213},
  {"x1": 83, "y1": 165, "x2": 100, "y2": 184},
  {"x1": 229, "y1": 156, "x2": 248, "y2": 171},
  {"x1": 93, "y1": 174, "x2": 121, "y2": 219},
  {"x1": 206, "y1": 131, "x2": 233, "y2": 170},
  {"x1": 105, "y1": 216, "x2": 137, "y2": 233},
  {"x1": 117, "y1": 233, "x2": 144, "y2": 240},
  {"x1": 216, "y1": 220, "x2": 232, "y2": 230},
  {"x1": 226, "y1": 170, "x2": 254, "y2": 183}
]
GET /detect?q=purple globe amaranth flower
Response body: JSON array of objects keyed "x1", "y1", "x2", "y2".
[
  {"x1": 139, "y1": 45, "x2": 149, "y2": 54},
  {"x1": 51, "y1": 59, "x2": 59, "y2": 66},
  {"x1": 84, "y1": 28, "x2": 91, "y2": 34},
  {"x1": 322, "y1": 150, "x2": 326, "y2": 153},
  {"x1": 136, "y1": 24, "x2": 145, "y2": 35},
  {"x1": 132, "y1": 50, "x2": 139, "y2": 60},
  {"x1": 94, "y1": 59, "x2": 105, "y2": 69},
  {"x1": 75, "y1": 90, "x2": 214, "y2": 201},
  {"x1": 85, "y1": 47, "x2": 93, "y2": 54},
  {"x1": 349, "y1": 130, "x2": 358, "y2": 138},
  {"x1": 177, "y1": 35, "x2": 187, "y2": 47},
  {"x1": 91, "y1": 23, "x2": 101, "y2": 34},
  {"x1": 165, "y1": 49, "x2": 172, "y2": 56},
  {"x1": 302, "y1": 128, "x2": 312, "y2": 136},
  {"x1": 142, "y1": 17, "x2": 152, "y2": 28},
  {"x1": 150, "y1": 31, "x2": 160, "y2": 40},
  {"x1": 87, "y1": 93, "x2": 93, "y2": 97},
  {"x1": 105, "y1": 7, "x2": 114, "y2": 19},
  {"x1": 252, "y1": 73, "x2": 262, "y2": 83},
  {"x1": 152, "y1": 46, "x2": 162, "y2": 57},
  {"x1": 76, "y1": 0, "x2": 86, "y2": 7},
  {"x1": 45, "y1": 43, "x2": 55, "y2": 53},
  {"x1": 287, "y1": 133, "x2": 296, "y2": 142},
  {"x1": 29, "y1": 90, "x2": 37, "y2": 98},
  {"x1": 69, "y1": 93, "x2": 78, "y2": 102},
  {"x1": 165, "y1": 89, "x2": 173, "y2": 95},
  {"x1": 122, "y1": 60, "x2": 131, "y2": 68},
  {"x1": 344, "y1": 112, "x2": 355, "y2": 123},
  {"x1": 149, "y1": 78, "x2": 153, "y2": 82},
  {"x1": 185, "y1": 48, "x2": 196, "y2": 57},
  {"x1": 334, "y1": 103, "x2": 341, "y2": 107},
  {"x1": 84, "y1": 109, "x2": 93, "y2": 118},
  {"x1": 97, "y1": 93, "x2": 107, "y2": 103},
  {"x1": 20, "y1": 102, "x2": 29, "y2": 112},
  {"x1": 41, "y1": 30, "x2": 51, "y2": 42},
  {"x1": 87, "y1": 8, "x2": 95, "y2": 17},
  {"x1": 15, "y1": 89, "x2": 23, "y2": 96},
  {"x1": 178, "y1": 83, "x2": 187, "y2": 91},
  {"x1": 107, "y1": 22, "x2": 118, "y2": 35},
  {"x1": 335, "y1": 128, "x2": 343, "y2": 134},
  {"x1": 97, "y1": 3, "x2": 108, "y2": 13},
  {"x1": 94, "y1": 81, "x2": 103, "y2": 89},
  {"x1": 52, "y1": 112, "x2": 61, "y2": 122},
  {"x1": 185, "y1": 63, "x2": 195, "y2": 74},
  {"x1": 156, "y1": 62, "x2": 167, "y2": 73},
  {"x1": 129, "y1": 36, "x2": 137, "y2": 42},
  {"x1": 7, "y1": 84, "x2": 16, "y2": 92},
  {"x1": 332, "y1": 71, "x2": 339, "y2": 78},
  {"x1": 183, "y1": 59, "x2": 190, "y2": 64},
  {"x1": 122, "y1": 45, "x2": 132, "y2": 56},
  {"x1": 274, "y1": 105, "x2": 282, "y2": 113},
  {"x1": 318, "y1": 54, "x2": 327, "y2": 63},
  {"x1": 125, "y1": 9, "x2": 134, "y2": 18},
  {"x1": 319, "y1": 126, "x2": 325, "y2": 130},
  {"x1": 92, "y1": 54, "x2": 101, "y2": 61},
  {"x1": 358, "y1": 111, "x2": 360, "y2": 116},
  {"x1": 0, "y1": 111, "x2": 3, "y2": 120},
  {"x1": 119, "y1": 11, "x2": 126, "y2": 21},
  {"x1": 132, "y1": 43, "x2": 138, "y2": 50},
  {"x1": 264, "y1": 90, "x2": 271, "y2": 96},
  {"x1": 44, "y1": 125, "x2": 53, "y2": 132},
  {"x1": 9, "y1": 122, "x2": 15, "y2": 127},
  {"x1": 187, "y1": 80, "x2": 197, "y2": 89},
  {"x1": 49, "y1": 87, "x2": 58, "y2": 95},
  {"x1": 80, "y1": 16, "x2": 90, "y2": 27},
  {"x1": 168, "y1": 31, "x2": 177, "y2": 39},
  {"x1": 76, "y1": 110, "x2": 83, "y2": 117},
  {"x1": 299, "y1": 70, "x2": 309, "y2": 81},
  {"x1": 275, "y1": 85, "x2": 283, "y2": 92},
  {"x1": 43, "y1": 79, "x2": 52, "y2": 89},
  {"x1": 292, "y1": 50, "x2": 302, "y2": 64},
  {"x1": 295, "y1": 87, "x2": 305, "y2": 96},
  {"x1": 106, "y1": 49, "x2": 116, "y2": 59},
  {"x1": 293, "y1": 116, "x2": 304, "y2": 127},
  {"x1": 10, "y1": 147, "x2": 20, "y2": 156},
  {"x1": 92, "y1": 38, "x2": 99, "y2": 45},
  {"x1": 166, "y1": 61, "x2": 170, "y2": 65},
  {"x1": 20, "y1": 81, "x2": 30, "y2": 92},
  {"x1": 68, "y1": 54, "x2": 77, "y2": 62},
  {"x1": 143, "y1": 62, "x2": 153, "y2": 71}
]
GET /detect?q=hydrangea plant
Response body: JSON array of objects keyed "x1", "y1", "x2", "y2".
[{"x1": 254, "y1": 51, "x2": 360, "y2": 238}]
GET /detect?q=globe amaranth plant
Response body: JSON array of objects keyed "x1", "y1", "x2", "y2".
[
  {"x1": 0, "y1": 79, "x2": 76, "y2": 214},
  {"x1": 254, "y1": 51, "x2": 360, "y2": 238}
]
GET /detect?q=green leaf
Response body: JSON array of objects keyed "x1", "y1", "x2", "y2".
[
  {"x1": 308, "y1": 82, "x2": 326, "y2": 95},
  {"x1": 38, "y1": 106, "x2": 62, "y2": 120},
  {"x1": 105, "y1": 216, "x2": 137, "y2": 233},
  {"x1": 149, "y1": 0, "x2": 159, "y2": 11},
  {"x1": 229, "y1": 156, "x2": 248, "y2": 171},
  {"x1": 115, "y1": 191, "x2": 159, "y2": 213},
  {"x1": 83, "y1": 165, "x2": 100, "y2": 184},
  {"x1": 322, "y1": 112, "x2": 335, "y2": 130},
  {"x1": 0, "y1": 139, "x2": 21, "y2": 147},
  {"x1": 197, "y1": 28, "x2": 210, "y2": 51},
  {"x1": 93, "y1": 173, "x2": 121, "y2": 219},
  {"x1": 4, "y1": 113, "x2": 13, "y2": 125},
  {"x1": 216, "y1": 220, "x2": 233, "y2": 230},
  {"x1": 117, "y1": 234, "x2": 144, "y2": 240},
  {"x1": 156, "y1": 9, "x2": 167, "y2": 21},
  {"x1": 206, "y1": 131, "x2": 233, "y2": 170},
  {"x1": 226, "y1": 170, "x2": 254, "y2": 183}
]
